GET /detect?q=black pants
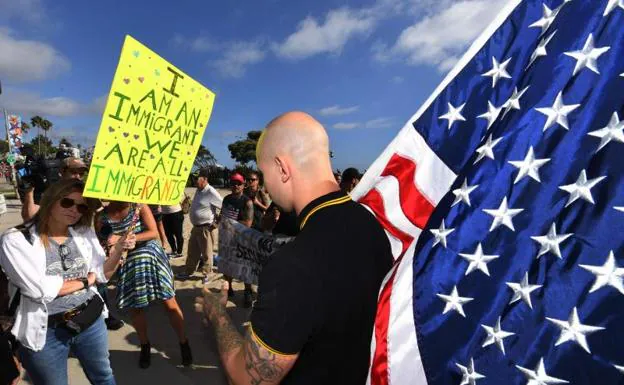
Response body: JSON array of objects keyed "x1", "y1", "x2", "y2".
[{"x1": 163, "y1": 211, "x2": 185, "y2": 254}]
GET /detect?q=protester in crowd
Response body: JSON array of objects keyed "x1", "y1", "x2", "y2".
[
  {"x1": 18, "y1": 157, "x2": 124, "y2": 331},
  {"x1": 261, "y1": 202, "x2": 299, "y2": 237},
  {"x1": 162, "y1": 203, "x2": 185, "y2": 258},
  {"x1": 148, "y1": 205, "x2": 168, "y2": 249},
  {"x1": 245, "y1": 171, "x2": 270, "y2": 231},
  {"x1": 340, "y1": 167, "x2": 362, "y2": 194},
  {"x1": 177, "y1": 168, "x2": 222, "y2": 283},
  {"x1": 221, "y1": 173, "x2": 254, "y2": 307},
  {"x1": 333, "y1": 171, "x2": 342, "y2": 185},
  {"x1": 197, "y1": 111, "x2": 393, "y2": 384},
  {"x1": 0, "y1": 179, "x2": 135, "y2": 385},
  {"x1": 95, "y1": 202, "x2": 192, "y2": 369}
]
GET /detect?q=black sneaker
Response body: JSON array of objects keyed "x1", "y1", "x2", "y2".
[
  {"x1": 105, "y1": 316, "x2": 124, "y2": 331},
  {"x1": 180, "y1": 340, "x2": 193, "y2": 367},
  {"x1": 139, "y1": 343, "x2": 151, "y2": 369}
]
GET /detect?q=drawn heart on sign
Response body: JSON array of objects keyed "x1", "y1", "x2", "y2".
[
  {"x1": 186, "y1": 151, "x2": 191, "y2": 156},
  {"x1": 133, "y1": 134, "x2": 140, "y2": 140},
  {"x1": 108, "y1": 127, "x2": 115, "y2": 133},
  {"x1": 154, "y1": 69, "x2": 160, "y2": 76},
  {"x1": 184, "y1": 167, "x2": 188, "y2": 172},
  {"x1": 150, "y1": 154, "x2": 155, "y2": 160},
  {"x1": 132, "y1": 50, "x2": 140, "y2": 58},
  {"x1": 138, "y1": 77, "x2": 144, "y2": 83},
  {"x1": 123, "y1": 132, "x2": 129, "y2": 138},
  {"x1": 191, "y1": 88, "x2": 195, "y2": 93},
  {"x1": 123, "y1": 78, "x2": 130, "y2": 84}
]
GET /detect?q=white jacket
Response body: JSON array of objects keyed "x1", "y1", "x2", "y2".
[{"x1": 0, "y1": 225, "x2": 109, "y2": 351}]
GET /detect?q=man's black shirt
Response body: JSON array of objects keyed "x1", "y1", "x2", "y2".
[{"x1": 250, "y1": 191, "x2": 393, "y2": 384}]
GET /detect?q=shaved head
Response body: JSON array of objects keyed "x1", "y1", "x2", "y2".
[{"x1": 257, "y1": 111, "x2": 339, "y2": 213}]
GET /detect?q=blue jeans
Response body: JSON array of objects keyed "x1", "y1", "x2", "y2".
[{"x1": 19, "y1": 317, "x2": 115, "y2": 385}]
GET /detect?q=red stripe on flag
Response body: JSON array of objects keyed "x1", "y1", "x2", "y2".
[
  {"x1": 359, "y1": 189, "x2": 412, "y2": 385},
  {"x1": 380, "y1": 154, "x2": 435, "y2": 229}
]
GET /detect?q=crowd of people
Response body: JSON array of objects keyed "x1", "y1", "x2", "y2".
[{"x1": 0, "y1": 111, "x2": 384, "y2": 385}]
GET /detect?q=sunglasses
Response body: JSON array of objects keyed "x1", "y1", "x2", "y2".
[
  {"x1": 231, "y1": 182, "x2": 243, "y2": 186},
  {"x1": 59, "y1": 244, "x2": 71, "y2": 271},
  {"x1": 60, "y1": 197, "x2": 89, "y2": 214},
  {"x1": 249, "y1": 178, "x2": 259, "y2": 182}
]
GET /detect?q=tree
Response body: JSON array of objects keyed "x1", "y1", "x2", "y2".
[
  {"x1": 21, "y1": 121, "x2": 31, "y2": 135},
  {"x1": 29, "y1": 135, "x2": 55, "y2": 156},
  {"x1": 193, "y1": 144, "x2": 217, "y2": 170},
  {"x1": 30, "y1": 116, "x2": 54, "y2": 155},
  {"x1": 227, "y1": 130, "x2": 262, "y2": 165}
]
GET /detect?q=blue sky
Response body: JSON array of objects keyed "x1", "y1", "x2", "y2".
[{"x1": 0, "y1": 0, "x2": 505, "y2": 171}]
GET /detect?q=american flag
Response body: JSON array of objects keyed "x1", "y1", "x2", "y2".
[{"x1": 351, "y1": 0, "x2": 624, "y2": 384}]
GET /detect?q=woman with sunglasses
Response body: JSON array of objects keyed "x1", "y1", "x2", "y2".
[
  {"x1": 95, "y1": 201, "x2": 191, "y2": 369},
  {"x1": 0, "y1": 179, "x2": 135, "y2": 385}
]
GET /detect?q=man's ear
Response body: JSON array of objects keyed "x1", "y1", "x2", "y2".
[{"x1": 275, "y1": 156, "x2": 291, "y2": 183}]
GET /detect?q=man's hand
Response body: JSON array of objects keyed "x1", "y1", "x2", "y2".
[{"x1": 195, "y1": 281, "x2": 229, "y2": 322}]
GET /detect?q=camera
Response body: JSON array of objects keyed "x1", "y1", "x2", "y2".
[{"x1": 15, "y1": 147, "x2": 63, "y2": 204}]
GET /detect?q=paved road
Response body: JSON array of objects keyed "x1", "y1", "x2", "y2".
[{"x1": 0, "y1": 184, "x2": 246, "y2": 384}]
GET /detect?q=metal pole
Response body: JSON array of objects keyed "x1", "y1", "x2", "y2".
[{"x1": 3, "y1": 109, "x2": 21, "y2": 199}]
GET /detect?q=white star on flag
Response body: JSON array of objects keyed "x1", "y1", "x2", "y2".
[
  {"x1": 527, "y1": 30, "x2": 557, "y2": 69},
  {"x1": 579, "y1": 251, "x2": 624, "y2": 295},
  {"x1": 516, "y1": 358, "x2": 569, "y2": 385},
  {"x1": 529, "y1": 3, "x2": 560, "y2": 36},
  {"x1": 483, "y1": 197, "x2": 524, "y2": 232},
  {"x1": 508, "y1": 146, "x2": 550, "y2": 184},
  {"x1": 478, "y1": 101, "x2": 502, "y2": 130},
  {"x1": 506, "y1": 272, "x2": 542, "y2": 309},
  {"x1": 614, "y1": 364, "x2": 624, "y2": 374},
  {"x1": 439, "y1": 102, "x2": 467, "y2": 130},
  {"x1": 456, "y1": 358, "x2": 485, "y2": 385},
  {"x1": 603, "y1": 0, "x2": 624, "y2": 16},
  {"x1": 546, "y1": 307, "x2": 605, "y2": 354},
  {"x1": 587, "y1": 111, "x2": 624, "y2": 153},
  {"x1": 558, "y1": 170, "x2": 606, "y2": 207},
  {"x1": 564, "y1": 34, "x2": 610, "y2": 76},
  {"x1": 616, "y1": 207, "x2": 624, "y2": 213},
  {"x1": 535, "y1": 91, "x2": 581, "y2": 132},
  {"x1": 452, "y1": 179, "x2": 479, "y2": 207},
  {"x1": 459, "y1": 243, "x2": 499, "y2": 276},
  {"x1": 430, "y1": 219, "x2": 454, "y2": 248},
  {"x1": 482, "y1": 57, "x2": 512, "y2": 88},
  {"x1": 502, "y1": 86, "x2": 530, "y2": 117},
  {"x1": 531, "y1": 223, "x2": 573, "y2": 259},
  {"x1": 481, "y1": 317, "x2": 515, "y2": 355},
  {"x1": 474, "y1": 134, "x2": 503, "y2": 164},
  {"x1": 437, "y1": 286, "x2": 473, "y2": 317}
]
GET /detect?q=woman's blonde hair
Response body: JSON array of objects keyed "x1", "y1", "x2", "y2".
[{"x1": 32, "y1": 179, "x2": 93, "y2": 248}]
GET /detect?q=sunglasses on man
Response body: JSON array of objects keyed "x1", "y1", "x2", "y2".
[{"x1": 60, "y1": 197, "x2": 89, "y2": 214}]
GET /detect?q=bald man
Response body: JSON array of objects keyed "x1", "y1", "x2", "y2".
[{"x1": 198, "y1": 112, "x2": 393, "y2": 385}]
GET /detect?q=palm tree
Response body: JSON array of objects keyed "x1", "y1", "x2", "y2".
[
  {"x1": 30, "y1": 116, "x2": 44, "y2": 155},
  {"x1": 41, "y1": 119, "x2": 53, "y2": 140},
  {"x1": 21, "y1": 121, "x2": 31, "y2": 135}
]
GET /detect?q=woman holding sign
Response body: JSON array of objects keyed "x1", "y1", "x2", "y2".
[{"x1": 95, "y1": 202, "x2": 192, "y2": 369}]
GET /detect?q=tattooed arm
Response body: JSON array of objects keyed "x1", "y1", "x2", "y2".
[
  {"x1": 239, "y1": 199, "x2": 254, "y2": 228},
  {"x1": 198, "y1": 288, "x2": 298, "y2": 385}
]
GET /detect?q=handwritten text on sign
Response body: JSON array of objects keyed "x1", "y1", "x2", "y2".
[{"x1": 84, "y1": 35, "x2": 215, "y2": 204}]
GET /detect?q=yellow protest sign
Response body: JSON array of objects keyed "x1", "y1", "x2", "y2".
[{"x1": 84, "y1": 35, "x2": 215, "y2": 205}]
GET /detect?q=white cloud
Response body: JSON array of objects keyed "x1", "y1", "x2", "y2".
[
  {"x1": 333, "y1": 122, "x2": 361, "y2": 130},
  {"x1": 391, "y1": 76, "x2": 404, "y2": 84},
  {"x1": 319, "y1": 105, "x2": 360, "y2": 117},
  {"x1": 373, "y1": 0, "x2": 506, "y2": 71},
  {"x1": 332, "y1": 117, "x2": 395, "y2": 130},
  {"x1": 210, "y1": 40, "x2": 266, "y2": 78},
  {"x1": 0, "y1": 28, "x2": 70, "y2": 83},
  {"x1": 365, "y1": 117, "x2": 394, "y2": 128},
  {"x1": 0, "y1": 0, "x2": 46, "y2": 24},
  {"x1": 274, "y1": 8, "x2": 375, "y2": 59},
  {"x1": 3, "y1": 89, "x2": 103, "y2": 118},
  {"x1": 171, "y1": 34, "x2": 218, "y2": 53}
]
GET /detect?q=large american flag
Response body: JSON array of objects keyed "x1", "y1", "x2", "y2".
[{"x1": 351, "y1": 0, "x2": 624, "y2": 384}]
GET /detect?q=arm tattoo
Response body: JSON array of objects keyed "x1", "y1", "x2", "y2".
[
  {"x1": 243, "y1": 331, "x2": 288, "y2": 385},
  {"x1": 242, "y1": 201, "x2": 254, "y2": 222},
  {"x1": 207, "y1": 297, "x2": 245, "y2": 357}
]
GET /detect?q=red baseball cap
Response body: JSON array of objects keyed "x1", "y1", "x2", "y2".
[{"x1": 230, "y1": 173, "x2": 245, "y2": 184}]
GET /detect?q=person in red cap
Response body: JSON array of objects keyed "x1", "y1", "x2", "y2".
[{"x1": 220, "y1": 172, "x2": 255, "y2": 307}]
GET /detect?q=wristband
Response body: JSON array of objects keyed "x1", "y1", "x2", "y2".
[{"x1": 80, "y1": 277, "x2": 89, "y2": 290}]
